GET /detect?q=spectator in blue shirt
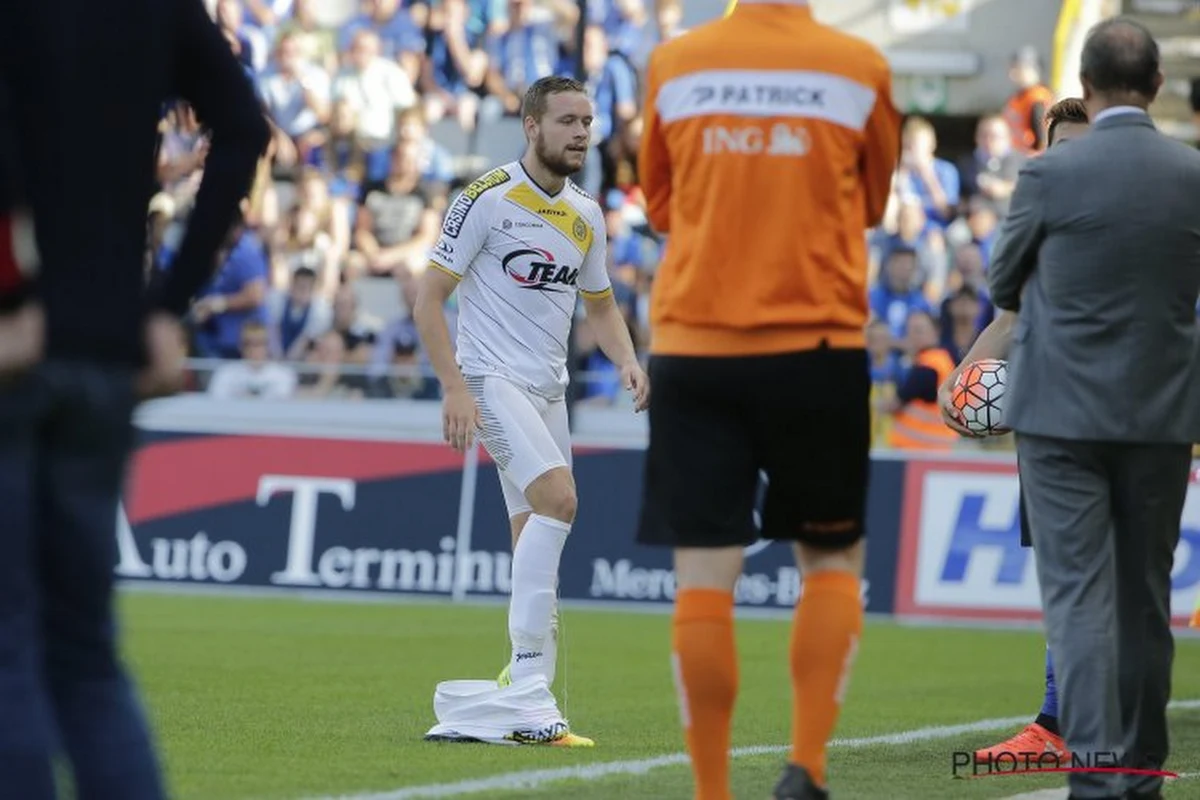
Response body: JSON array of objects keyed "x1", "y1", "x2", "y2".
[
  {"x1": 897, "y1": 116, "x2": 960, "y2": 230},
  {"x1": 339, "y1": 0, "x2": 426, "y2": 84},
  {"x1": 869, "y1": 246, "x2": 933, "y2": 342},
  {"x1": 258, "y1": 32, "x2": 332, "y2": 170},
  {"x1": 964, "y1": 195, "x2": 999, "y2": 265},
  {"x1": 322, "y1": 99, "x2": 367, "y2": 203},
  {"x1": 422, "y1": 0, "x2": 489, "y2": 129},
  {"x1": 398, "y1": 107, "x2": 455, "y2": 205},
  {"x1": 605, "y1": 189, "x2": 644, "y2": 278},
  {"x1": 483, "y1": 0, "x2": 561, "y2": 117},
  {"x1": 587, "y1": 0, "x2": 610, "y2": 27},
  {"x1": 872, "y1": 198, "x2": 947, "y2": 295},
  {"x1": 466, "y1": 0, "x2": 508, "y2": 41},
  {"x1": 948, "y1": 242, "x2": 994, "y2": 326},
  {"x1": 604, "y1": 0, "x2": 651, "y2": 63},
  {"x1": 939, "y1": 286, "x2": 984, "y2": 364},
  {"x1": 217, "y1": 0, "x2": 269, "y2": 74},
  {"x1": 191, "y1": 225, "x2": 271, "y2": 359},
  {"x1": 241, "y1": 0, "x2": 295, "y2": 43},
  {"x1": 584, "y1": 25, "x2": 638, "y2": 201},
  {"x1": 867, "y1": 318, "x2": 903, "y2": 385}
]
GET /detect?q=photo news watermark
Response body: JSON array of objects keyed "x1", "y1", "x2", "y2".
[{"x1": 951, "y1": 750, "x2": 1179, "y2": 780}]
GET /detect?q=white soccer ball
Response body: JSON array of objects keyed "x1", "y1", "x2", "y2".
[{"x1": 950, "y1": 359, "x2": 1010, "y2": 436}]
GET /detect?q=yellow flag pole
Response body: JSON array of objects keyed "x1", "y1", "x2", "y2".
[{"x1": 724, "y1": 0, "x2": 737, "y2": 16}]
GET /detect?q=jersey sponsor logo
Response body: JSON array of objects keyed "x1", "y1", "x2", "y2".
[
  {"x1": 696, "y1": 82, "x2": 825, "y2": 109},
  {"x1": 442, "y1": 168, "x2": 511, "y2": 238},
  {"x1": 501, "y1": 247, "x2": 579, "y2": 293},
  {"x1": 657, "y1": 69, "x2": 877, "y2": 131},
  {"x1": 537, "y1": 207, "x2": 568, "y2": 218},
  {"x1": 702, "y1": 123, "x2": 811, "y2": 156},
  {"x1": 502, "y1": 219, "x2": 543, "y2": 230},
  {"x1": 434, "y1": 237, "x2": 454, "y2": 256},
  {"x1": 691, "y1": 82, "x2": 826, "y2": 110}
]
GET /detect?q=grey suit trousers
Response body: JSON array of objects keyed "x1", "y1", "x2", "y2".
[{"x1": 1017, "y1": 433, "x2": 1192, "y2": 798}]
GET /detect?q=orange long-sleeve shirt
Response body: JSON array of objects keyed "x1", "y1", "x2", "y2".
[{"x1": 639, "y1": 0, "x2": 901, "y2": 356}]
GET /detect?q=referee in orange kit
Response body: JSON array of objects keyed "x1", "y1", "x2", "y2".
[{"x1": 635, "y1": 0, "x2": 900, "y2": 798}]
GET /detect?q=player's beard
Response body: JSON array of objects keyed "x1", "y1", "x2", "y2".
[{"x1": 535, "y1": 133, "x2": 584, "y2": 177}]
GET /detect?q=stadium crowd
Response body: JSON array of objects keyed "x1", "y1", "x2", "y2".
[{"x1": 155, "y1": 1, "x2": 1187, "y2": 452}]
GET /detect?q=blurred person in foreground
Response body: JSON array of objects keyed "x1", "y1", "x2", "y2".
[
  {"x1": 414, "y1": 76, "x2": 647, "y2": 747},
  {"x1": 635, "y1": 0, "x2": 900, "y2": 796},
  {"x1": 937, "y1": 95, "x2": 1088, "y2": 768},
  {"x1": 956, "y1": 18, "x2": 1200, "y2": 796},
  {"x1": 0, "y1": 0, "x2": 269, "y2": 797}
]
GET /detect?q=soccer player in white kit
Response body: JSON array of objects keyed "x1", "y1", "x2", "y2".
[{"x1": 413, "y1": 76, "x2": 649, "y2": 745}]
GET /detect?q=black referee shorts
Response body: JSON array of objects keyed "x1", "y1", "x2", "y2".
[{"x1": 636, "y1": 345, "x2": 870, "y2": 551}]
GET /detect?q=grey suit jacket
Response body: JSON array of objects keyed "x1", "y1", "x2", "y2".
[{"x1": 988, "y1": 111, "x2": 1200, "y2": 443}]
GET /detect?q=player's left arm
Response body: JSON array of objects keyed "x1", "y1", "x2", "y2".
[
  {"x1": 988, "y1": 158, "x2": 1046, "y2": 313},
  {"x1": 578, "y1": 215, "x2": 648, "y2": 411},
  {"x1": 581, "y1": 292, "x2": 649, "y2": 412}
]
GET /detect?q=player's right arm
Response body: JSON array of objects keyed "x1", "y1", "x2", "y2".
[
  {"x1": 413, "y1": 169, "x2": 507, "y2": 453},
  {"x1": 938, "y1": 309, "x2": 1016, "y2": 436},
  {"x1": 414, "y1": 266, "x2": 479, "y2": 453}
]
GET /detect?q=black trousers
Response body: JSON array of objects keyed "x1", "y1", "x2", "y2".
[{"x1": 0, "y1": 362, "x2": 165, "y2": 799}]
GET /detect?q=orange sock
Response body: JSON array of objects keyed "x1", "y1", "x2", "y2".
[
  {"x1": 671, "y1": 588, "x2": 737, "y2": 800},
  {"x1": 790, "y1": 570, "x2": 864, "y2": 788}
]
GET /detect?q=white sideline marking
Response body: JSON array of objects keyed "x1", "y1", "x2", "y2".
[
  {"x1": 302, "y1": 717, "x2": 1031, "y2": 800},
  {"x1": 318, "y1": 720, "x2": 1036, "y2": 800},
  {"x1": 304, "y1": 700, "x2": 1200, "y2": 800}
]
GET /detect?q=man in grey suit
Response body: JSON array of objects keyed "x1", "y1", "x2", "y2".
[{"x1": 988, "y1": 17, "x2": 1200, "y2": 800}]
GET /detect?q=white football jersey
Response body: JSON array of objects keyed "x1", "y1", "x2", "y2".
[{"x1": 428, "y1": 161, "x2": 612, "y2": 399}]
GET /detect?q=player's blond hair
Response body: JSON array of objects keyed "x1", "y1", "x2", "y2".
[{"x1": 521, "y1": 76, "x2": 588, "y2": 123}]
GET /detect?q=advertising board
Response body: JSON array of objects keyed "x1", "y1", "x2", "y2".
[
  {"x1": 118, "y1": 420, "x2": 899, "y2": 614},
  {"x1": 894, "y1": 458, "x2": 1200, "y2": 627}
]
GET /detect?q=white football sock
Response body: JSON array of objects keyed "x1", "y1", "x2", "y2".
[{"x1": 508, "y1": 514, "x2": 570, "y2": 684}]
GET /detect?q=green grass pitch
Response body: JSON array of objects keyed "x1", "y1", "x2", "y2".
[{"x1": 118, "y1": 591, "x2": 1200, "y2": 800}]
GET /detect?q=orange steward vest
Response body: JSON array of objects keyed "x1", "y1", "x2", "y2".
[
  {"x1": 1003, "y1": 84, "x2": 1055, "y2": 154},
  {"x1": 888, "y1": 348, "x2": 958, "y2": 451}
]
